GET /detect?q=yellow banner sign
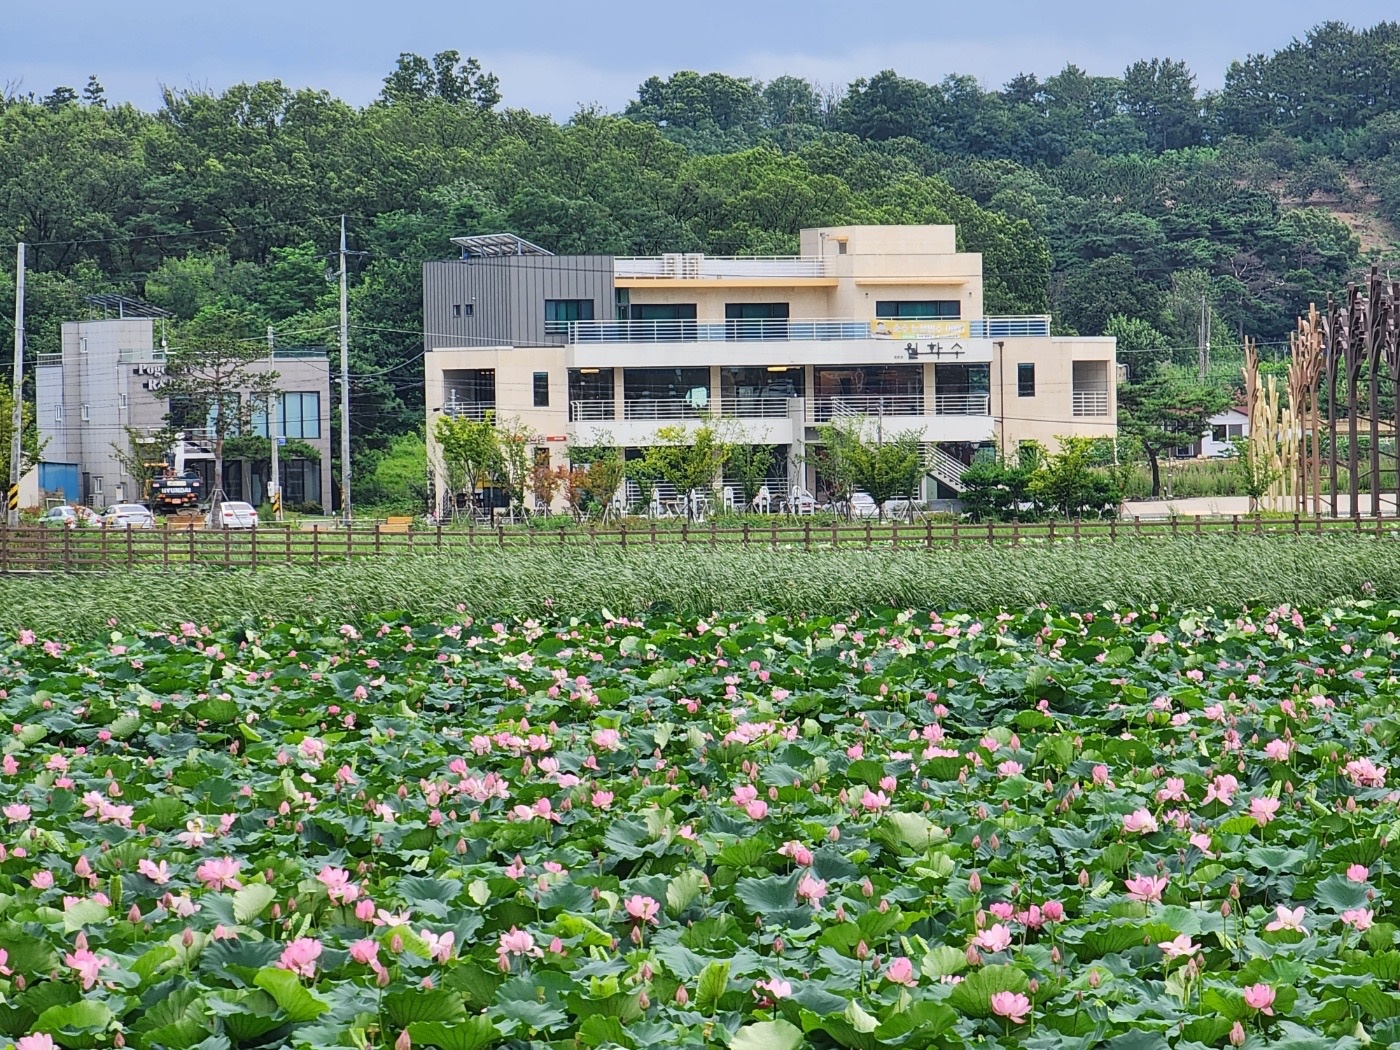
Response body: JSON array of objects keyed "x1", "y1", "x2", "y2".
[{"x1": 870, "y1": 319, "x2": 970, "y2": 340}]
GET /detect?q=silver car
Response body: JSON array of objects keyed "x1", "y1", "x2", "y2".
[
  {"x1": 208, "y1": 501, "x2": 259, "y2": 529},
  {"x1": 102, "y1": 503, "x2": 155, "y2": 529}
]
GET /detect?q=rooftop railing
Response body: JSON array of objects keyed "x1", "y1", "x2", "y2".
[
  {"x1": 567, "y1": 316, "x2": 1052, "y2": 344},
  {"x1": 614, "y1": 254, "x2": 826, "y2": 279}
]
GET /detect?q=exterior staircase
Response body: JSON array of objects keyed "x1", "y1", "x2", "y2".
[{"x1": 925, "y1": 444, "x2": 970, "y2": 493}]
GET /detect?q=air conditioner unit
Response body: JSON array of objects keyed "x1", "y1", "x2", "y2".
[
  {"x1": 681, "y1": 253, "x2": 703, "y2": 277},
  {"x1": 661, "y1": 253, "x2": 683, "y2": 276}
]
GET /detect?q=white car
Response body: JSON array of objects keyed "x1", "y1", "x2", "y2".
[
  {"x1": 848, "y1": 491, "x2": 880, "y2": 519},
  {"x1": 208, "y1": 501, "x2": 259, "y2": 529},
  {"x1": 102, "y1": 504, "x2": 155, "y2": 529},
  {"x1": 41, "y1": 505, "x2": 101, "y2": 529}
]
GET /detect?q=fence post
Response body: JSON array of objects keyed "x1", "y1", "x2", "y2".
[
  {"x1": 285, "y1": 527, "x2": 292, "y2": 564},
  {"x1": 1, "y1": 526, "x2": 8, "y2": 573},
  {"x1": 188, "y1": 525, "x2": 196, "y2": 570},
  {"x1": 63, "y1": 527, "x2": 72, "y2": 572},
  {"x1": 1073, "y1": 517, "x2": 1082, "y2": 543},
  {"x1": 770, "y1": 520, "x2": 777, "y2": 550},
  {"x1": 952, "y1": 518, "x2": 960, "y2": 547},
  {"x1": 498, "y1": 525, "x2": 505, "y2": 549},
  {"x1": 313, "y1": 526, "x2": 320, "y2": 566},
  {"x1": 437, "y1": 525, "x2": 444, "y2": 554},
  {"x1": 99, "y1": 523, "x2": 108, "y2": 568},
  {"x1": 1108, "y1": 517, "x2": 1116, "y2": 543},
  {"x1": 682, "y1": 520, "x2": 689, "y2": 546},
  {"x1": 987, "y1": 520, "x2": 994, "y2": 546},
  {"x1": 831, "y1": 520, "x2": 839, "y2": 548},
  {"x1": 891, "y1": 521, "x2": 899, "y2": 549},
  {"x1": 1194, "y1": 515, "x2": 1202, "y2": 538},
  {"x1": 1254, "y1": 514, "x2": 1264, "y2": 537},
  {"x1": 925, "y1": 520, "x2": 933, "y2": 549},
  {"x1": 251, "y1": 527, "x2": 258, "y2": 571},
  {"x1": 223, "y1": 526, "x2": 231, "y2": 568},
  {"x1": 1293, "y1": 513, "x2": 1300, "y2": 536},
  {"x1": 1169, "y1": 516, "x2": 1178, "y2": 539},
  {"x1": 1047, "y1": 520, "x2": 1056, "y2": 545},
  {"x1": 650, "y1": 522, "x2": 658, "y2": 546},
  {"x1": 804, "y1": 522, "x2": 812, "y2": 551},
  {"x1": 161, "y1": 528, "x2": 169, "y2": 569},
  {"x1": 1314, "y1": 514, "x2": 1323, "y2": 536},
  {"x1": 1133, "y1": 515, "x2": 1141, "y2": 539},
  {"x1": 1230, "y1": 514, "x2": 1239, "y2": 535},
  {"x1": 620, "y1": 523, "x2": 627, "y2": 549},
  {"x1": 742, "y1": 521, "x2": 750, "y2": 548},
  {"x1": 709, "y1": 520, "x2": 717, "y2": 549},
  {"x1": 864, "y1": 521, "x2": 872, "y2": 549},
  {"x1": 375, "y1": 524, "x2": 382, "y2": 556},
  {"x1": 1012, "y1": 518, "x2": 1021, "y2": 546}
]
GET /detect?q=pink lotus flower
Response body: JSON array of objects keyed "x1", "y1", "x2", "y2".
[
  {"x1": 137, "y1": 859, "x2": 170, "y2": 884},
  {"x1": 496, "y1": 926, "x2": 540, "y2": 970},
  {"x1": 349, "y1": 939, "x2": 380, "y2": 965},
  {"x1": 1345, "y1": 758, "x2": 1387, "y2": 788},
  {"x1": 1265, "y1": 905, "x2": 1306, "y2": 933},
  {"x1": 1041, "y1": 900, "x2": 1065, "y2": 923},
  {"x1": 420, "y1": 929, "x2": 455, "y2": 963},
  {"x1": 1243, "y1": 983, "x2": 1276, "y2": 1015},
  {"x1": 624, "y1": 895, "x2": 660, "y2": 925},
  {"x1": 1204, "y1": 773, "x2": 1240, "y2": 806},
  {"x1": 756, "y1": 977, "x2": 792, "y2": 999},
  {"x1": 744, "y1": 800, "x2": 769, "y2": 820},
  {"x1": 885, "y1": 956, "x2": 917, "y2": 985},
  {"x1": 30, "y1": 870, "x2": 54, "y2": 890},
  {"x1": 64, "y1": 947, "x2": 111, "y2": 989},
  {"x1": 1124, "y1": 873, "x2": 1168, "y2": 903},
  {"x1": 990, "y1": 990, "x2": 1032, "y2": 1025},
  {"x1": 1249, "y1": 796, "x2": 1281, "y2": 826},
  {"x1": 1121, "y1": 809, "x2": 1158, "y2": 834},
  {"x1": 3, "y1": 803, "x2": 31, "y2": 822},
  {"x1": 997, "y1": 760, "x2": 1024, "y2": 778},
  {"x1": 796, "y1": 873, "x2": 828, "y2": 905},
  {"x1": 0, "y1": 947, "x2": 10, "y2": 976},
  {"x1": 277, "y1": 938, "x2": 322, "y2": 978},
  {"x1": 1155, "y1": 777, "x2": 1187, "y2": 802},
  {"x1": 196, "y1": 857, "x2": 243, "y2": 892},
  {"x1": 973, "y1": 924, "x2": 1013, "y2": 953},
  {"x1": 591, "y1": 728, "x2": 622, "y2": 751},
  {"x1": 316, "y1": 865, "x2": 360, "y2": 905},
  {"x1": 15, "y1": 1036, "x2": 56, "y2": 1050},
  {"x1": 1342, "y1": 907, "x2": 1374, "y2": 931},
  {"x1": 778, "y1": 841, "x2": 814, "y2": 867},
  {"x1": 860, "y1": 788, "x2": 890, "y2": 811},
  {"x1": 1347, "y1": 864, "x2": 1370, "y2": 883},
  {"x1": 1158, "y1": 934, "x2": 1199, "y2": 958},
  {"x1": 1264, "y1": 739, "x2": 1291, "y2": 762}
]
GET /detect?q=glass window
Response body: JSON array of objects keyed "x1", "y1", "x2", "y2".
[
  {"x1": 253, "y1": 392, "x2": 321, "y2": 440},
  {"x1": 724, "y1": 303, "x2": 790, "y2": 341},
  {"x1": 533, "y1": 372, "x2": 550, "y2": 408},
  {"x1": 545, "y1": 299, "x2": 595, "y2": 333},
  {"x1": 630, "y1": 303, "x2": 696, "y2": 320},
  {"x1": 875, "y1": 300, "x2": 962, "y2": 320},
  {"x1": 1211, "y1": 425, "x2": 1227, "y2": 442},
  {"x1": 1017, "y1": 363, "x2": 1035, "y2": 397}
]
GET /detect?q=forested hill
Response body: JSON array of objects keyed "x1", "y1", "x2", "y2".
[{"x1": 1, "y1": 21, "x2": 1395, "y2": 466}]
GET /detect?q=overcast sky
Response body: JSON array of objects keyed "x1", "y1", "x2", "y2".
[{"x1": 4, "y1": 1, "x2": 1396, "y2": 118}]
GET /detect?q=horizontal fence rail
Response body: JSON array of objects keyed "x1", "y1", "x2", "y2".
[{"x1": 2, "y1": 514, "x2": 1398, "y2": 573}]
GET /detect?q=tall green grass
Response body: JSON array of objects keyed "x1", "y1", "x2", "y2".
[{"x1": 2, "y1": 536, "x2": 1398, "y2": 637}]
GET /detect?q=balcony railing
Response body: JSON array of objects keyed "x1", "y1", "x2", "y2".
[
  {"x1": 622, "y1": 399, "x2": 710, "y2": 421},
  {"x1": 809, "y1": 395, "x2": 925, "y2": 423},
  {"x1": 718, "y1": 396, "x2": 793, "y2": 419},
  {"x1": 442, "y1": 402, "x2": 494, "y2": 421},
  {"x1": 614, "y1": 254, "x2": 826, "y2": 279},
  {"x1": 970, "y1": 316, "x2": 1052, "y2": 338},
  {"x1": 567, "y1": 316, "x2": 1052, "y2": 345},
  {"x1": 569, "y1": 399, "x2": 616, "y2": 422},
  {"x1": 35, "y1": 353, "x2": 63, "y2": 367},
  {"x1": 1072, "y1": 390, "x2": 1111, "y2": 417},
  {"x1": 934, "y1": 394, "x2": 991, "y2": 415}
]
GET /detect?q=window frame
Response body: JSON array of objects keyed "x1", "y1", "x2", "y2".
[
  {"x1": 544, "y1": 298, "x2": 595, "y2": 334},
  {"x1": 533, "y1": 371, "x2": 550, "y2": 408},
  {"x1": 1016, "y1": 363, "x2": 1036, "y2": 398}
]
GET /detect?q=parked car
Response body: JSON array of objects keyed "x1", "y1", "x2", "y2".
[
  {"x1": 848, "y1": 491, "x2": 880, "y2": 519},
  {"x1": 102, "y1": 504, "x2": 155, "y2": 529},
  {"x1": 40, "y1": 505, "x2": 100, "y2": 528},
  {"x1": 208, "y1": 500, "x2": 258, "y2": 529}
]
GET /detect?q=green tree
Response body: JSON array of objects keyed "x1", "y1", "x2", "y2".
[
  {"x1": 432, "y1": 412, "x2": 499, "y2": 521},
  {"x1": 491, "y1": 418, "x2": 532, "y2": 519},
  {"x1": 1, "y1": 381, "x2": 41, "y2": 493},
  {"x1": 160, "y1": 308, "x2": 278, "y2": 514},
  {"x1": 848, "y1": 431, "x2": 924, "y2": 520},
  {"x1": 636, "y1": 425, "x2": 732, "y2": 519},
  {"x1": 1029, "y1": 436, "x2": 1122, "y2": 518},
  {"x1": 1105, "y1": 314, "x2": 1171, "y2": 381},
  {"x1": 379, "y1": 51, "x2": 500, "y2": 108},
  {"x1": 728, "y1": 444, "x2": 775, "y2": 510},
  {"x1": 1117, "y1": 375, "x2": 1230, "y2": 498}
]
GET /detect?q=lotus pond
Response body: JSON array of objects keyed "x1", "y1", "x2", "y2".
[{"x1": 2, "y1": 602, "x2": 1400, "y2": 1050}]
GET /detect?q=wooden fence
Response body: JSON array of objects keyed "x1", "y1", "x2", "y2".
[{"x1": 1, "y1": 514, "x2": 1397, "y2": 573}]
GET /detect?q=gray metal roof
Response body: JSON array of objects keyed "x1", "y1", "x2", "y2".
[{"x1": 450, "y1": 233, "x2": 553, "y2": 258}]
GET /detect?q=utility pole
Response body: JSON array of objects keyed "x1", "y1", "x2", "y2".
[
  {"x1": 267, "y1": 325, "x2": 281, "y2": 522},
  {"x1": 338, "y1": 215, "x2": 351, "y2": 525},
  {"x1": 1197, "y1": 295, "x2": 1207, "y2": 382},
  {"x1": 8, "y1": 242, "x2": 25, "y2": 527}
]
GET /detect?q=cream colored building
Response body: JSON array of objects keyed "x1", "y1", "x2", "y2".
[{"x1": 423, "y1": 226, "x2": 1116, "y2": 513}]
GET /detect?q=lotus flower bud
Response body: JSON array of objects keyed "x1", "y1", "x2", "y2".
[
  {"x1": 1078, "y1": 869, "x2": 1090, "y2": 888},
  {"x1": 390, "y1": 933, "x2": 404, "y2": 954},
  {"x1": 968, "y1": 871, "x2": 982, "y2": 893},
  {"x1": 1229, "y1": 1021, "x2": 1245, "y2": 1047},
  {"x1": 675, "y1": 985, "x2": 689, "y2": 1005},
  {"x1": 856, "y1": 941, "x2": 869, "y2": 961},
  {"x1": 182, "y1": 927, "x2": 194, "y2": 947},
  {"x1": 128, "y1": 905, "x2": 142, "y2": 924},
  {"x1": 1089, "y1": 970, "x2": 1100, "y2": 988},
  {"x1": 395, "y1": 1030, "x2": 411, "y2": 1050},
  {"x1": 75, "y1": 932, "x2": 89, "y2": 951},
  {"x1": 773, "y1": 937, "x2": 784, "y2": 955},
  {"x1": 966, "y1": 943, "x2": 981, "y2": 967},
  {"x1": 114, "y1": 1034, "x2": 125, "y2": 1049},
  {"x1": 860, "y1": 878, "x2": 874, "y2": 898}
]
